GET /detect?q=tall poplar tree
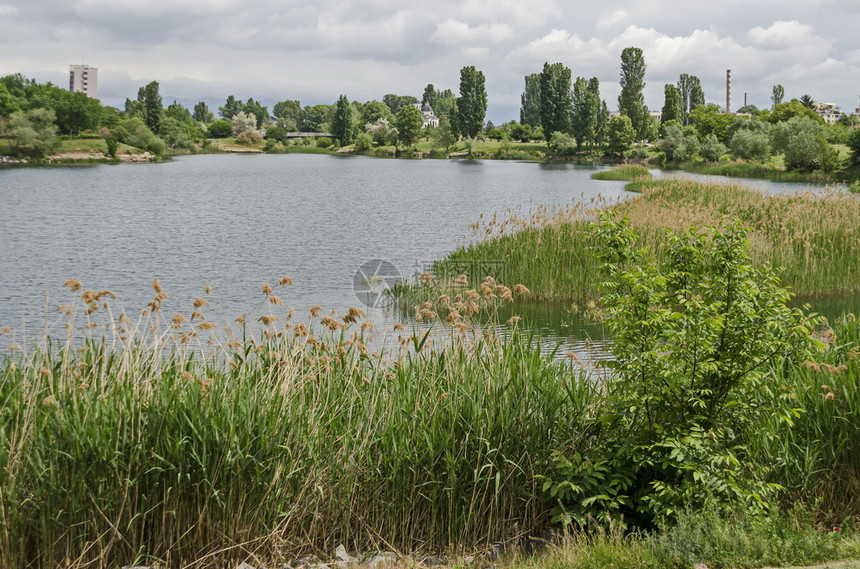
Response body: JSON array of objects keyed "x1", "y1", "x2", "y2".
[
  {"x1": 771, "y1": 85, "x2": 785, "y2": 108},
  {"x1": 618, "y1": 47, "x2": 647, "y2": 139},
  {"x1": 143, "y1": 81, "x2": 163, "y2": 134},
  {"x1": 539, "y1": 62, "x2": 572, "y2": 138},
  {"x1": 520, "y1": 73, "x2": 541, "y2": 127},
  {"x1": 678, "y1": 74, "x2": 705, "y2": 124},
  {"x1": 331, "y1": 94, "x2": 355, "y2": 146},
  {"x1": 662, "y1": 84, "x2": 683, "y2": 124},
  {"x1": 456, "y1": 66, "x2": 487, "y2": 138},
  {"x1": 572, "y1": 77, "x2": 600, "y2": 149}
]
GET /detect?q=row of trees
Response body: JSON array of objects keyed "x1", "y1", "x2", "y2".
[{"x1": 515, "y1": 47, "x2": 859, "y2": 171}]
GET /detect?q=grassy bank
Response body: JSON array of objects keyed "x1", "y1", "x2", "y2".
[{"x1": 412, "y1": 177, "x2": 860, "y2": 303}]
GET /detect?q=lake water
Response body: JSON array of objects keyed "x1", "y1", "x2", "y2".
[{"x1": 0, "y1": 155, "x2": 851, "y2": 352}]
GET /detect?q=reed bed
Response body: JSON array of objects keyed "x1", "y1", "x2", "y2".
[
  {"x1": 750, "y1": 313, "x2": 860, "y2": 522},
  {"x1": 616, "y1": 179, "x2": 860, "y2": 296},
  {"x1": 0, "y1": 281, "x2": 597, "y2": 568},
  {"x1": 413, "y1": 179, "x2": 860, "y2": 303},
  {"x1": 590, "y1": 165, "x2": 652, "y2": 181}
]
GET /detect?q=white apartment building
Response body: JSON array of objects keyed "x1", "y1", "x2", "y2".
[{"x1": 69, "y1": 65, "x2": 98, "y2": 99}]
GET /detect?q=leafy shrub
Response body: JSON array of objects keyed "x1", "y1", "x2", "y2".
[
  {"x1": 264, "y1": 125, "x2": 288, "y2": 144},
  {"x1": 699, "y1": 133, "x2": 727, "y2": 162},
  {"x1": 659, "y1": 124, "x2": 699, "y2": 163},
  {"x1": 113, "y1": 117, "x2": 166, "y2": 155},
  {"x1": 354, "y1": 132, "x2": 373, "y2": 152},
  {"x1": 771, "y1": 116, "x2": 839, "y2": 172},
  {"x1": 316, "y1": 136, "x2": 333, "y2": 148},
  {"x1": 235, "y1": 129, "x2": 262, "y2": 145},
  {"x1": 550, "y1": 131, "x2": 577, "y2": 156},
  {"x1": 207, "y1": 119, "x2": 232, "y2": 139},
  {"x1": 545, "y1": 215, "x2": 820, "y2": 529},
  {"x1": 730, "y1": 129, "x2": 771, "y2": 162}
]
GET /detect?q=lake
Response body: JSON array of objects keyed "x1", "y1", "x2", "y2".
[{"x1": 0, "y1": 154, "x2": 851, "y2": 352}]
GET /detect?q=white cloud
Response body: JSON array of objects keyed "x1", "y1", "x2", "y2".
[
  {"x1": 747, "y1": 20, "x2": 816, "y2": 50},
  {"x1": 0, "y1": 4, "x2": 18, "y2": 15},
  {"x1": 431, "y1": 19, "x2": 514, "y2": 45},
  {"x1": 596, "y1": 10, "x2": 628, "y2": 31}
]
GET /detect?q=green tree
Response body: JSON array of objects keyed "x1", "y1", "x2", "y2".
[
  {"x1": 799, "y1": 94, "x2": 815, "y2": 109},
  {"x1": 219, "y1": 95, "x2": 243, "y2": 119},
  {"x1": 5, "y1": 108, "x2": 58, "y2": 157},
  {"x1": 165, "y1": 101, "x2": 193, "y2": 124},
  {"x1": 395, "y1": 103, "x2": 423, "y2": 148},
  {"x1": 677, "y1": 74, "x2": 705, "y2": 126},
  {"x1": 456, "y1": 66, "x2": 487, "y2": 139},
  {"x1": 768, "y1": 100, "x2": 823, "y2": 124},
  {"x1": 432, "y1": 89, "x2": 456, "y2": 122},
  {"x1": 771, "y1": 84, "x2": 784, "y2": 108},
  {"x1": 192, "y1": 101, "x2": 214, "y2": 123},
  {"x1": 272, "y1": 99, "x2": 301, "y2": 129},
  {"x1": 422, "y1": 84, "x2": 437, "y2": 109},
  {"x1": 771, "y1": 115, "x2": 838, "y2": 171},
  {"x1": 520, "y1": 73, "x2": 542, "y2": 127},
  {"x1": 52, "y1": 90, "x2": 101, "y2": 135},
  {"x1": 699, "y1": 133, "x2": 726, "y2": 162},
  {"x1": 382, "y1": 94, "x2": 418, "y2": 116},
  {"x1": 848, "y1": 128, "x2": 860, "y2": 165},
  {"x1": 264, "y1": 125, "x2": 289, "y2": 144},
  {"x1": 659, "y1": 123, "x2": 699, "y2": 163},
  {"x1": 730, "y1": 128, "x2": 772, "y2": 162},
  {"x1": 360, "y1": 100, "x2": 395, "y2": 125},
  {"x1": 113, "y1": 117, "x2": 166, "y2": 155},
  {"x1": 606, "y1": 115, "x2": 635, "y2": 156},
  {"x1": 0, "y1": 83, "x2": 21, "y2": 116},
  {"x1": 331, "y1": 94, "x2": 356, "y2": 146},
  {"x1": 661, "y1": 84, "x2": 683, "y2": 125},
  {"x1": 158, "y1": 116, "x2": 195, "y2": 149},
  {"x1": 243, "y1": 98, "x2": 269, "y2": 128},
  {"x1": 539, "y1": 62, "x2": 572, "y2": 144},
  {"x1": 572, "y1": 77, "x2": 600, "y2": 150},
  {"x1": 618, "y1": 47, "x2": 648, "y2": 138},
  {"x1": 431, "y1": 122, "x2": 457, "y2": 151},
  {"x1": 689, "y1": 103, "x2": 734, "y2": 143},
  {"x1": 596, "y1": 100, "x2": 609, "y2": 144},
  {"x1": 299, "y1": 104, "x2": 333, "y2": 132},
  {"x1": 142, "y1": 81, "x2": 163, "y2": 134},
  {"x1": 207, "y1": 119, "x2": 232, "y2": 138}
]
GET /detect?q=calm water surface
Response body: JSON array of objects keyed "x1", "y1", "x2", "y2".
[{"x1": 0, "y1": 155, "x2": 851, "y2": 352}]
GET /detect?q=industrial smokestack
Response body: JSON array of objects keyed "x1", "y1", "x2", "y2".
[
  {"x1": 744, "y1": 92, "x2": 748, "y2": 108},
  {"x1": 726, "y1": 69, "x2": 732, "y2": 114}
]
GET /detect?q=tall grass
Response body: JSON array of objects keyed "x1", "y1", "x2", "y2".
[
  {"x1": 615, "y1": 179, "x2": 860, "y2": 297},
  {"x1": 750, "y1": 314, "x2": 860, "y2": 522},
  {"x1": 405, "y1": 179, "x2": 860, "y2": 302},
  {"x1": 590, "y1": 165, "x2": 652, "y2": 181},
  {"x1": 0, "y1": 282, "x2": 597, "y2": 568}
]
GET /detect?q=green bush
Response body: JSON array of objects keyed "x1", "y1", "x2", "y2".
[
  {"x1": 545, "y1": 215, "x2": 821, "y2": 529},
  {"x1": 354, "y1": 132, "x2": 373, "y2": 152},
  {"x1": 316, "y1": 136, "x2": 332, "y2": 148},
  {"x1": 206, "y1": 118, "x2": 232, "y2": 138}
]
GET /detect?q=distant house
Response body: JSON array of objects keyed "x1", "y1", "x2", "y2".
[
  {"x1": 814, "y1": 102, "x2": 843, "y2": 125},
  {"x1": 413, "y1": 102, "x2": 440, "y2": 128}
]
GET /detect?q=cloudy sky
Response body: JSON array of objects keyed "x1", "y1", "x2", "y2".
[{"x1": 1, "y1": 0, "x2": 859, "y2": 122}]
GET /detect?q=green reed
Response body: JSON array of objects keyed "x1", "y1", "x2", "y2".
[
  {"x1": 399, "y1": 179, "x2": 860, "y2": 303},
  {"x1": 590, "y1": 165, "x2": 652, "y2": 181},
  {"x1": 0, "y1": 286, "x2": 597, "y2": 568}
]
